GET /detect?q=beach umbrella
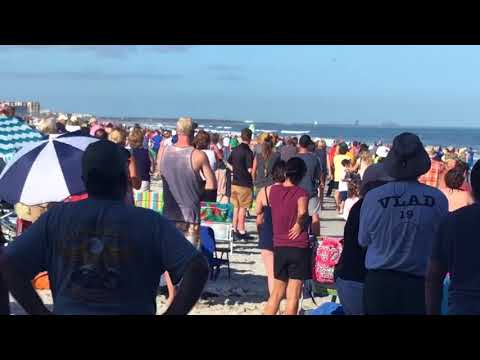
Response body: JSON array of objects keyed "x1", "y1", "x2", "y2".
[
  {"x1": 0, "y1": 136, "x2": 99, "y2": 206},
  {"x1": 0, "y1": 114, "x2": 45, "y2": 162},
  {"x1": 57, "y1": 129, "x2": 93, "y2": 138}
]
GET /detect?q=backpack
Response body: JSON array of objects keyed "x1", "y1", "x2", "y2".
[{"x1": 312, "y1": 237, "x2": 343, "y2": 285}]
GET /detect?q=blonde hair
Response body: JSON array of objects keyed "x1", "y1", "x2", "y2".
[
  {"x1": 361, "y1": 150, "x2": 374, "y2": 165},
  {"x1": 109, "y1": 128, "x2": 127, "y2": 145},
  {"x1": 37, "y1": 118, "x2": 57, "y2": 135},
  {"x1": 128, "y1": 128, "x2": 144, "y2": 149},
  {"x1": 257, "y1": 132, "x2": 269, "y2": 144},
  {"x1": 176, "y1": 117, "x2": 194, "y2": 136}
]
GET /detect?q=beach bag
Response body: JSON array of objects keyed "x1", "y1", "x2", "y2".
[
  {"x1": 200, "y1": 202, "x2": 233, "y2": 223},
  {"x1": 32, "y1": 272, "x2": 50, "y2": 290},
  {"x1": 312, "y1": 237, "x2": 343, "y2": 285}
]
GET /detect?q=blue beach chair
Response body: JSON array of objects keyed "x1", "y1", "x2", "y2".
[{"x1": 200, "y1": 226, "x2": 231, "y2": 281}]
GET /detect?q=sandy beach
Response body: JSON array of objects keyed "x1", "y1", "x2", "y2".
[{"x1": 9, "y1": 180, "x2": 345, "y2": 315}]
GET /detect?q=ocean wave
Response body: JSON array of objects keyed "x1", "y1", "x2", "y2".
[{"x1": 280, "y1": 130, "x2": 310, "y2": 134}]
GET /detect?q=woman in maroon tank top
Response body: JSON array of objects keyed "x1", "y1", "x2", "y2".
[{"x1": 264, "y1": 157, "x2": 310, "y2": 315}]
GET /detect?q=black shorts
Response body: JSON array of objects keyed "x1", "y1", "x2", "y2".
[
  {"x1": 330, "y1": 181, "x2": 339, "y2": 190},
  {"x1": 339, "y1": 191, "x2": 348, "y2": 202},
  {"x1": 274, "y1": 247, "x2": 312, "y2": 281}
]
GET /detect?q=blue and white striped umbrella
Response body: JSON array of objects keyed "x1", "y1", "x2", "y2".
[
  {"x1": 0, "y1": 114, "x2": 45, "y2": 162},
  {"x1": 0, "y1": 135, "x2": 99, "y2": 205}
]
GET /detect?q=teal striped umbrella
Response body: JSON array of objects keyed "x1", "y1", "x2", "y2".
[{"x1": 0, "y1": 115, "x2": 45, "y2": 162}]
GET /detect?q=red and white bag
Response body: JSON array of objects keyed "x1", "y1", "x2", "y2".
[{"x1": 312, "y1": 237, "x2": 343, "y2": 285}]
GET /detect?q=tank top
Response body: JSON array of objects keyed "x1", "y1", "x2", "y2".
[
  {"x1": 269, "y1": 184, "x2": 310, "y2": 248},
  {"x1": 160, "y1": 146, "x2": 203, "y2": 224},
  {"x1": 258, "y1": 186, "x2": 274, "y2": 250}
]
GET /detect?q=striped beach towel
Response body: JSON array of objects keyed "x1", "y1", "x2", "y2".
[
  {"x1": 0, "y1": 115, "x2": 44, "y2": 162},
  {"x1": 134, "y1": 191, "x2": 163, "y2": 213}
]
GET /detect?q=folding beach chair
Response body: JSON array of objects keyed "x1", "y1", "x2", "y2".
[
  {"x1": 200, "y1": 226, "x2": 231, "y2": 280},
  {"x1": 200, "y1": 201, "x2": 234, "y2": 252},
  {"x1": 133, "y1": 191, "x2": 163, "y2": 214}
]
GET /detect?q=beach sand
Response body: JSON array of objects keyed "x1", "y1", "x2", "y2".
[{"x1": 9, "y1": 182, "x2": 346, "y2": 315}]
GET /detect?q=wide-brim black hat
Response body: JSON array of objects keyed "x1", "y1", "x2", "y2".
[{"x1": 383, "y1": 132, "x2": 431, "y2": 180}]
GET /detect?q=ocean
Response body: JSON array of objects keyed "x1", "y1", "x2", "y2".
[{"x1": 106, "y1": 117, "x2": 480, "y2": 150}]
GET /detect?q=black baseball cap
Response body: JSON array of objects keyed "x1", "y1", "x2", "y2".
[
  {"x1": 82, "y1": 140, "x2": 128, "y2": 183},
  {"x1": 299, "y1": 134, "x2": 314, "y2": 148}
]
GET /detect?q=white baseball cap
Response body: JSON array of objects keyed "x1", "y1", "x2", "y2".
[{"x1": 376, "y1": 146, "x2": 390, "y2": 158}]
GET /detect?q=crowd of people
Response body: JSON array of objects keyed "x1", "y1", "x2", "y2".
[
  {"x1": 1, "y1": 108, "x2": 480, "y2": 315},
  {"x1": 334, "y1": 134, "x2": 480, "y2": 315}
]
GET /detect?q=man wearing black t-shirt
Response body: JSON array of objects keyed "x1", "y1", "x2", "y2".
[
  {"x1": 297, "y1": 135, "x2": 322, "y2": 236},
  {"x1": 228, "y1": 128, "x2": 254, "y2": 240}
]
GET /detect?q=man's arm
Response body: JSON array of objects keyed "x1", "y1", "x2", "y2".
[
  {"x1": 157, "y1": 217, "x2": 209, "y2": 315},
  {"x1": 327, "y1": 155, "x2": 333, "y2": 179},
  {"x1": 163, "y1": 253, "x2": 209, "y2": 315},
  {"x1": 316, "y1": 155, "x2": 324, "y2": 177},
  {"x1": 289, "y1": 196, "x2": 309, "y2": 240},
  {"x1": 246, "y1": 150, "x2": 254, "y2": 175},
  {"x1": 314, "y1": 160, "x2": 321, "y2": 188},
  {"x1": 425, "y1": 259, "x2": 448, "y2": 315},
  {"x1": 0, "y1": 254, "x2": 51, "y2": 315},
  {"x1": 154, "y1": 143, "x2": 167, "y2": 177},
  {"x1": 129, "y1": 156, "x2": 142, "y2": 190},
  {"x1": 252, "y1": 156, "x2": 258, "y2": 182}
]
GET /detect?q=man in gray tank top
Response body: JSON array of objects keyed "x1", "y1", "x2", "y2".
[{"x1": 156, "y1": 117, "x2": 217, "y2": 248}]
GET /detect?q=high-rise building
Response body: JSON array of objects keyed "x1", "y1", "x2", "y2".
[
  {"x1": 0, "y1": 100, "x2": 41, "y2": 116},
  {"x1": 27, "y1": 101, "x2": 40, "y2": 116}
]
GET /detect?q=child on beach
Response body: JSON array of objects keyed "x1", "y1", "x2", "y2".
[
  {"x1": 337, "y1": 158, "x2": 353, "y2": 215},
  {"x1": 342, "y1": 178, "x2": 361, "y2": 221}
]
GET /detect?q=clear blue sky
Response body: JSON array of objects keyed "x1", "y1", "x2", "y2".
[{"x1": 1, "y1": 45, "x2": 480, "y2": 127}]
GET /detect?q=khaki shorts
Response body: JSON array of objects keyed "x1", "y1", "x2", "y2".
[
  {"x1": 231, "y1": 185, "x2": 253, "y2": 209},
  {"x1": 174, "y1": 222, "x2": 200, "y2": 249}
]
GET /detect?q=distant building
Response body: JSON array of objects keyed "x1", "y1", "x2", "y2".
[
  {"x1": 27, "y1": 101, "x2": 40, "y2": 116},
  {"x1": 0, "y1": 100, "x2": 41, "y2": 117},
  {"x1": 71, "y1": 112, "x2": 93, "y2": 119}
]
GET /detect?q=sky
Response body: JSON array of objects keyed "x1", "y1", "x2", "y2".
[{"x1": 1, "y1": 45, "x2": 480, "y2": 127}]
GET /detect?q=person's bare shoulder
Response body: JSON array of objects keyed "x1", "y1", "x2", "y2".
[{"x1": 192, "y1": 148, "x2": 208, "y2": 170}]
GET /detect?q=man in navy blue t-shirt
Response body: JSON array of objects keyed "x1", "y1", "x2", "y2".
[{"x1": 0, "y1": 140, "x2": 208, "y2": 315}]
